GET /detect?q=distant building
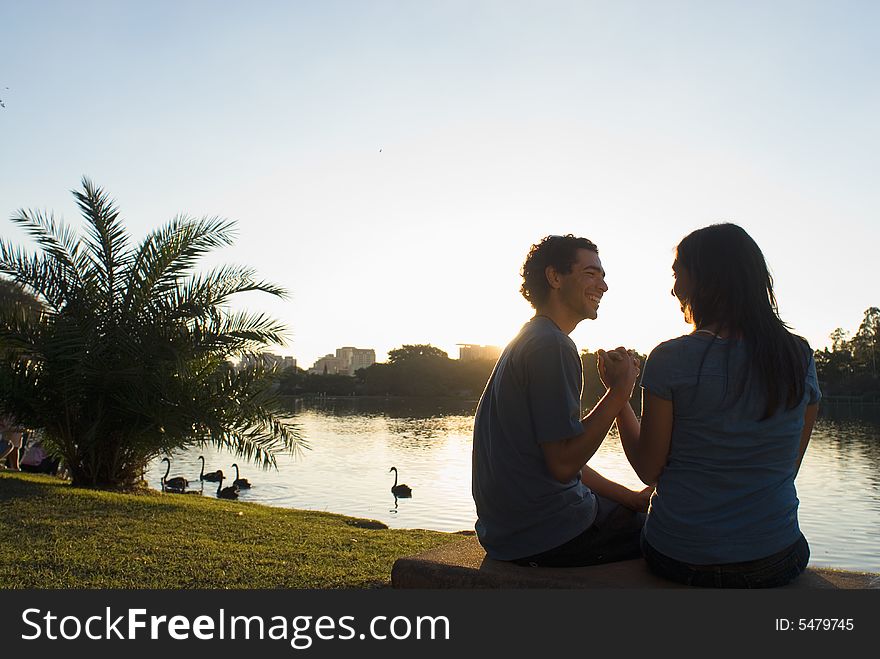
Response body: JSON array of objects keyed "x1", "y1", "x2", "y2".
[
  {"x1": 237, "y1": 352, "x2": 297, "y2": 372},
  {"x1": 458, "y1": 344, "x2": 501, "y2": 362},
  {"x1": 309, "y1": 347, "x2": 376, "y2": 376},
  {"x1": 309, "y1": 354, "x2": 341, "y2": 375},
  {"x1": 336, "y1": 347, "x2": 376, "y2": 375}
]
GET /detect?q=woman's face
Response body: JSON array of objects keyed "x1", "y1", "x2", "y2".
[{"x1": 671, "y1": 259, "x2": 693, "y2": 324}]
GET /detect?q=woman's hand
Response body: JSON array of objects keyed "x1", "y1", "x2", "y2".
[{"x1": 598, "y1": 347, "x2": 641, "y2": 397}]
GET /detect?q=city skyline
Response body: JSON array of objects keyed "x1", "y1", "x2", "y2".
[
  {"x1": 1, "y1": 2, "x2": 876, "y2": 368},
  {"x1": 272, "y1": 343, "x2": 504, "y2": 371}
]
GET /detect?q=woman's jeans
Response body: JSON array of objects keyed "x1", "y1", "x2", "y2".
[{"x1": 641, "y1": 531, "x2": 810, "y2": 588}]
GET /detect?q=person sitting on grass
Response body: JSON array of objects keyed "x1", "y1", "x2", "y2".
[
  {"x1": 19, "y1": 432, "x2": 61, "y2": 475},
  {"x1": 0, "y1": 414, "x2": 24, "y2": 471}
]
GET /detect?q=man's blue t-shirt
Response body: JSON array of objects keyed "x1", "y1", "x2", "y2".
[
  {"x1": 641, "y1": 333, "x2": 820, "y2": 564},
  {"x1": 472, "y1": 316, "x2": 597, "y2": 561}
]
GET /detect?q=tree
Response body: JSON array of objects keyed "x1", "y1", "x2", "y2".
[
  {"x1": 387, "y1": 344, "x2": 449, "y2": 364},
  {"x1": 853, "y1": 307, "x2": 880, "y2": 378},
  {"x1": 0, "y1": 279, "x2": 43, "y2": 316},
  {"x1": 814, "y1": 310, "x2": 880, "y2": 396},
  {"x1": 0, "y1": 178, "x2": 301, "y2": 489},
  {"x1": 829, "y1": 328, "x2": 850, "y2": 352}
]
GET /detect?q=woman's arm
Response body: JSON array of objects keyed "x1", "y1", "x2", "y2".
[
  {"x1": 616, "y1": 392, "x2": 673, "y2": 487},
  {"x1": 794, "y1": 403, "x2": 818, "y2": 477},
  {"x1": 599, "y1": 352, "x2": 673, "y2": 487}
]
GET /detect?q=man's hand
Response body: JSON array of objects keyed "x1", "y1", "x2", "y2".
[
  {"x1": 597, "y1": 347, "x2": 641, "y2": 398},
  {"x1": 581, "y1": 466, "x2": 655, "y2": 512},
  {"x1": 625, "y1": 485, "x2": 654, "y2": 513}
]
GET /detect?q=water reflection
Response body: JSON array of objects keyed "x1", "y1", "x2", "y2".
[
  {"x1": 796, "y1": 415, "x2": 880, "y2": 571},
  {"x1": 147, "y1": 398, "x2": 880, "y2": 573},
  {"x1": 279, "y1": 396, "x2": 477, "y2": 420}
]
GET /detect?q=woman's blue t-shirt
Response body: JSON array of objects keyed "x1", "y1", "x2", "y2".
[{"x1": 640, "y1": 333, "x2": 820, "y2": 564}]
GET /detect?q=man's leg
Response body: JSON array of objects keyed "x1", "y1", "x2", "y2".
[
  {"x1": 514, "y1": 496, "x2": 644, "y2": 567},
  {"x1": 586, "y1": 495, "x2": 646, "y2": 562}
]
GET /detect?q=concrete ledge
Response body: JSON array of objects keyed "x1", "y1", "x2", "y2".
[{"x1": 392, "y1": 537, "x2": 880, "y2": 589}]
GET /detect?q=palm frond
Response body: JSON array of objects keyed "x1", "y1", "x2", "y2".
[
  {"x1": 174, "y1": 265, "x2": 288, "y2": 315},
  {"x1": 195, "y1": 364, "x2": 305, "y2": 464},
  {"x1": 8, "y1": 208, "x2": 86, "y2": 289},
  {"x1": 0, "y1": 289, "x2": 47, "y2": 350},
  {"x1": 122, "y1": 215, "x2": 237, "y2": 315},
  {"x1": 0, "y1": 243, "x2": 79, "y2": 312},
  {"x1": 72, "y1": 177, "x2": 132, "y2": 308},
  {"x1": 191, "y1": 310, "x2": 288, "y2": 355}
]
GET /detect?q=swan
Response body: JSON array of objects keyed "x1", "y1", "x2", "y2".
[
  {"x1": 198, "y1": 456, "x2": 223, "y2": 482},
  {"x1": 161, "y1": 457, "x2": 189, "y2": 491},
  {"x1": 231, "y1": 463, "x2": 252, "y2": 489},
  {"x1": 389, "y1": 467, "x2": 412, "y2": 497},
  {"x1": 216, "y1": 472, "x2": 239, "y2": 499}
]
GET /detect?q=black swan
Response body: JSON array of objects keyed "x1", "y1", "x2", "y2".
[
  {"x1": 389, "y1": 467, "x2": 412, "y2": 497},
  {"x1": 198, "y1": 456, "x2": 223, "y2": 482},
  {"x1": 216, "y1": 472, "x2": 239, "y2": 499},
  {"x1": 161, "y1": 457, "x2": 189, "y2": 491},
  {"x1": 231, "y1": 463, "x2": 252, "y2": 489}
]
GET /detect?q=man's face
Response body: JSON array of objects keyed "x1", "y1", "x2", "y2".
[{"x1": 557, "y1": 248, "x2": 607, "y2": 321}]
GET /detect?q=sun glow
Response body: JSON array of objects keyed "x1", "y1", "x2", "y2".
[{"x1": 1, "y1": 3, "x2": 875, "y2": 368}]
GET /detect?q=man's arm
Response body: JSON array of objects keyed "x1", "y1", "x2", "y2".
[
  {"x1": 580, "y1": 465, "x2": 653, "y2": 512},
  {"x1": 541, "y1": 348, "x2": 638, "y2": 483}
]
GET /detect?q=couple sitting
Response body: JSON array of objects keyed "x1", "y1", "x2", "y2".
[{"x1": 472, "y1": 224, "x2": 819, "y2": 588}]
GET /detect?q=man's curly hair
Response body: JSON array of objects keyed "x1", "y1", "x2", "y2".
[{"x1": 520, "y1": 234, "x2": 599, "y2": 309}]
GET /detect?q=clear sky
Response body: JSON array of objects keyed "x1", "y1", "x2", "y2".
[{"x1": 1, "y1": 1, "x2": 877, "y2": 367}]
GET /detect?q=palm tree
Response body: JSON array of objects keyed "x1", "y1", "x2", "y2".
[{"x1": 0, "y1": 178, "x2": 302, "y2": 489}]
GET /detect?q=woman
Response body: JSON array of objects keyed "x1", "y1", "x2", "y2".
[
  {"x1": 20, "y1": 432, "x2": 61, "y2": 475},
  {"x1": 612, "y1": 223, "x2": 819, "y2": 587}
]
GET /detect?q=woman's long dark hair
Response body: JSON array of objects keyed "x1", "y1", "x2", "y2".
[{"x1": 675, "y1": 223, "x2": 808, "y2": 420}]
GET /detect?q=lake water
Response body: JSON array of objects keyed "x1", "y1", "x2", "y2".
[{"x1": 148, "y1": 397, "x2": 880, "y2": 573}]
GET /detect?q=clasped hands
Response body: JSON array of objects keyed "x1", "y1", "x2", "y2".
[
  {"x1": 596, "y1": 348, "x2": 653, "y2": 511},
  {"x1": 597, "y1": 346, "x2": 640, "y2": 397}
]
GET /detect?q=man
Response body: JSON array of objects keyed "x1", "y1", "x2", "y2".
[{"x1": 472, "y1": 234, "x2": 649, "y2": 567}]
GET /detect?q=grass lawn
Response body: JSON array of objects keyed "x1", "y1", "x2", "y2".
[{"x1": 0, "y1": 471, "x2": 462, "y2": 589}]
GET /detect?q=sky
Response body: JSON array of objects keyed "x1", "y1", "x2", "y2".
[{"x1": 1, "y1": 0, "x2": 878, "y2": 367}]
